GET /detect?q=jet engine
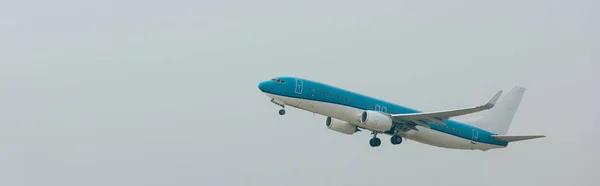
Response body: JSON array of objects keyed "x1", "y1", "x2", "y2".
[
  {"x1": 326, "y1": 117, "x2": 358, "y2": 135},
  {"x1": 359, "y1": 110, "x2": 393, "y2": 132}
]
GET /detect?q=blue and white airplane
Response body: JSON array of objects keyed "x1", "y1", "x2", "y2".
[{"x1": 258, "y1": 77, "x2": 545, "y2": 150}]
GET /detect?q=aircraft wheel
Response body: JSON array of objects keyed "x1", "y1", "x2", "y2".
[
  {"x1": 369, "y1": 138, "x2": 381, "y2": 147},
  {"x1": 278, "y1": 109, "x2": 286, "y2": 115},
  {"x1": 391, "y1": 135, "x2": 403, "y2": 145}
]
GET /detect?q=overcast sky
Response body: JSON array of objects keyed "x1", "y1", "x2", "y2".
[{"x1": 1, "y1": 0, "x2": 598, "y2": 186}]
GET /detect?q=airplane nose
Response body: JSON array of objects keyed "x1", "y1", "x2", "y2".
[{"x1": 258, "y1": 81, "x2": 268, "y2": 92}]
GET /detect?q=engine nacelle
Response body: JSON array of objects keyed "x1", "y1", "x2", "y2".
[
  {"x1": 326, "y1": 117, "x2": 358, "y2": 135},
  {"x1": 359, "y1": 110, "x2": 393, "y2": 132}
]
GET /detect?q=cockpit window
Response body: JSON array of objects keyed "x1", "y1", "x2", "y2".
[{"x1": 271, "y1": 78, "x2": 285, "y2": 83}]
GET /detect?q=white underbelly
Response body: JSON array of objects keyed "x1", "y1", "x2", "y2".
[
  {"x1": 267, "y1": 93, "x2": 365, "y2": 126},
  {"x1": 266, "y1": 93, "x2": 504, "y2": 151}
]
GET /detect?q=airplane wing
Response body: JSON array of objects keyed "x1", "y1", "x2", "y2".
[{"x1": 390, "y1": 90, "x2": 503, "y2": 128}]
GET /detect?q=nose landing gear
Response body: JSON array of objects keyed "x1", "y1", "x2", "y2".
[{"x1": 271, "y1": 98, "x2": 286, "y2": 115}]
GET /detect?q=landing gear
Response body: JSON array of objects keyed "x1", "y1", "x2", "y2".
[
  {"x1": 369, "y1": 138, "x2": 381, "y2": 147},
  {"x1": 391, "y1": 135, "x2": 403, "y2": 145},
  {"x1": 271, "y1": 98, "x2": 286, "y2": 115},
  {"x1": 369, "y1": 132, "x2": 381, "y2": 147}
]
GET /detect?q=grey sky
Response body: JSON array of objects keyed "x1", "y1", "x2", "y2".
[{"x1": 1, "y1": 0, "x2": 598, "y2": 185}]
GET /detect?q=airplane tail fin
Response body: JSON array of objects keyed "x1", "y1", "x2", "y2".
[{"x1": 472, "y1": 86, "x2": 526, "y2": 135}]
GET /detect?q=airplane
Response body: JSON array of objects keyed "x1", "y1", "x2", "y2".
[{"x1": 258, "y1": 77, "x2": 545, "y2": 150}]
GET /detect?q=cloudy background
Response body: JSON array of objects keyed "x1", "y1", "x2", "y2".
[{"x1": 1, "y1": 0, "x2": 598, "y2": 185}]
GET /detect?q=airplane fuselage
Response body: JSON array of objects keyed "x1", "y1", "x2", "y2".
[{"x1": 258, "y1": 77, "x2": 509, "y2": 150}]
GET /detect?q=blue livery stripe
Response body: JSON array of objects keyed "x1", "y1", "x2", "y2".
[{"x1": 260, "y1": 77, "x2": 508, "y2": 147}]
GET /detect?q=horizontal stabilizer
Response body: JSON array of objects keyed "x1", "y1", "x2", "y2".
[{"x1": 492, "y1": 135, "x2": 545, "y2": 142}]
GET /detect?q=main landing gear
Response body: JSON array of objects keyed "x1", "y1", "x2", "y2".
[
  {"x1": 369, "y1": 132, "x2": 403, "y2": 147},
  {"x1": 390, "y1": 135, "x2": 403, "y2": 145},
  {"x1": 369, "y1": 132, "x2": 381, "y2": 147},
  {"x1": 271, "y1": 98, "x2": 286, "y2": 115}
]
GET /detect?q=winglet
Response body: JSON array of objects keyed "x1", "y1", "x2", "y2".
[{"x1": 483, "y1": 90, "x2": 503, "y2": 109}]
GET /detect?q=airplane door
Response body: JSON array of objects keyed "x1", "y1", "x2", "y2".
[
  {"x1": 285, "y1": 79, "x2": 304, "y2": 107},
  {"x1": 471, "y1": 129, "x2": 479, "y2": 144},
  {"x1": 295, "y1": 79, "x2": 303, "y2": 94}
]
